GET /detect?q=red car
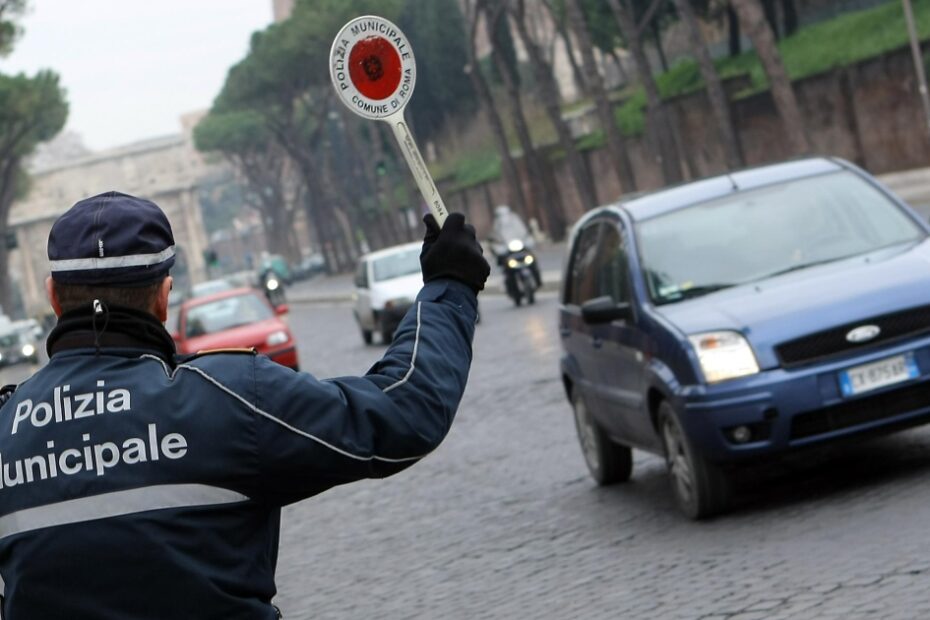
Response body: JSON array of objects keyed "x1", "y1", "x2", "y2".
[{"x1": 173, "y1": 287, "x2": 299, "y2": 370}]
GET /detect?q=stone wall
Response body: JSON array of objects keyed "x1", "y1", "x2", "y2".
[{"x1": 442, "y1": 44, "x2": 930, "y2": 239}]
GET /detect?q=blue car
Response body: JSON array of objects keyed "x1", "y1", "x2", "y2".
[{"x1": 559, "y1": 157, "x2": 930, "y2": 519}]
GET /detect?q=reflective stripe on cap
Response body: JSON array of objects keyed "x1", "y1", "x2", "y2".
[{"x1": 49, "y1": 246, "x2": 176, "y2": 273}]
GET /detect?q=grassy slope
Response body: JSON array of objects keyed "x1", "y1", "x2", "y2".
[{"x1": 441, "y1": 0, "x2": 930, "y2": 188}]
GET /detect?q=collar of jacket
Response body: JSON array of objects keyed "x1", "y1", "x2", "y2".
[{"x1": 46, "y1": 303, "x2": 177, "y2": 362}]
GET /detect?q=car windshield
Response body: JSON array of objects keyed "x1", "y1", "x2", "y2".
[
  {"x1": 0, "y1": 333, "x2": 17, "y2": 347},
  {"x1": 636, "y1": 171, "x2": 924, "y2": 305},
  {"x1": 371, "y1": 248, "x2": 421, "y2": 282},
  {"x1": 184, "y1": 293, "x2": 273, "y2": 338}
]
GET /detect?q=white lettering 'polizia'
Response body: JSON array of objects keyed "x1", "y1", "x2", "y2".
[{"x1": 11, "y1": 380, "x2": 132, "y2": 435}]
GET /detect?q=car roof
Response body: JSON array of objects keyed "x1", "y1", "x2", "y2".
[
  {"x1": 360, "y1": 241, "x2": 422, "y2": 262},
  {"x1": 616, "y1": 157, "x2": 846, "y2": 222},
  {"x1": 181, "y1": 287, "x2": 262, "y2": 309}
]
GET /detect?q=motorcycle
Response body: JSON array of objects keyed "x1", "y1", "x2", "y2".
[{"x1": 499, "y1": 239, "x2": 539, "y2": 307}]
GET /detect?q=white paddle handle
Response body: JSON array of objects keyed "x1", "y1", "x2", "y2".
[{"x1": 386, "y1": 112, "x2": 448, "y2": 226}]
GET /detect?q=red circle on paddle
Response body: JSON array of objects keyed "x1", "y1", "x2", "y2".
[{"x1": 348, "y1": 35, "x2": 402, "y2": 101}]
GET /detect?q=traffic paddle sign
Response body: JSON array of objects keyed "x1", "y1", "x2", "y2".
[{"x1": 330, "y1": 15, "x2": 448, "y2": 226}]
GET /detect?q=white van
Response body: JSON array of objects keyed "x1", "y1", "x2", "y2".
[{"x1": 352, "y1": 242, "x2": 423, "y2": 345}]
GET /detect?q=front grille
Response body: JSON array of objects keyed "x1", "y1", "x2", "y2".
[
  {"x1": 790, "y1": 381, "x2": 930, "y2": 440},
  {"x1": 776, "y1": 304, "x2": 930, "y2": 367}
]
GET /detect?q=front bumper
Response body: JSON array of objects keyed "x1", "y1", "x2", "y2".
[
  {"x1": 268, "y1": 345, "x2": 299, "y2": 370},
  {"x1": 679, "y1": 335, "x2": 930, "y2": 462}
]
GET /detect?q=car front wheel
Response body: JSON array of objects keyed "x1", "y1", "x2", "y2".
[
  {"x1": 658, "y1": 401, "x2": 731, "y2": 519},
  {"x1": 380, "y1": 316, "x2": 395, "y2": 345},
  {"x1": 571, "y1": 390, "x2": 633, "y2": 485}
]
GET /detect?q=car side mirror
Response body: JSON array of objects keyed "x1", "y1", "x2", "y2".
[
  {"x1": 581, "y1": 296, "x2": 633, "y2": 324},
  {"x1": 275, "y1": 304, "x2": 289, "y2": 316}
]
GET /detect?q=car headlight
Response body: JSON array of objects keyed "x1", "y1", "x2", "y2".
[
  {"x1": 688, "y1": 331, "x2": 759, "y2": 384},
  {"x1": 266, "y1": 330, "x2": 289, "y2": 346},
  {"x1": 507, "y1": 258, "x2": 520, "y2": 269},
  {"x1": 21, "y1": 344, "x2": 35, "y2": 357},
  {"x1": 524, "y1": 254, "x2": 534, "y2": 265},
  {"x1": 507, "y1": 239, "x2": 525, "y2": 252}
]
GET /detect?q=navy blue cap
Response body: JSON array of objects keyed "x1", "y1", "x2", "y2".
[{"x1": 48, "y1": 191, "x2": 175, "y2": 287}]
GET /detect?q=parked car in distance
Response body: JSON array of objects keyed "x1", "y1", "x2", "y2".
[
  {"x1": 560, "y1": 156, "x2": 930, "y2": 519},
  {"x1": 173, "y1": 288, "x2": 299, "y2": 370},
  {"x1": 353, "y1": 242, "x2": 423, "y2": 345},
  {"x1": 291, "y1": 253, "x2": 326, "y2": 281}
]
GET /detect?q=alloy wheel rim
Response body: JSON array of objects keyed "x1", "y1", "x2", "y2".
[
  {"x1": 663, "y1": 418, "x2": 694, "y2": 506},
  {"x1": 574, "y1": 400, "x2": 600, "y2": 472}
]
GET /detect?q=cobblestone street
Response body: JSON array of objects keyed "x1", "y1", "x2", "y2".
[
  {"x1": 4, "y1": 289, "x2": 930, "y2": 618},
  {"x1": 266, "y1": 292, "x2": 930, "y2": 619}
]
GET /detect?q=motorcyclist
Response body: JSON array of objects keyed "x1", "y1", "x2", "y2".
[
  {"x1": 259, "y1": 263, "x2": 286, "y2": 307},
  {"x1": 488, "y1": 205, "x2": 542, "y2": 293}
]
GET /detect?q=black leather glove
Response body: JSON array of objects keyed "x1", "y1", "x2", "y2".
[{"x1": 420, "y1": 212, "x2": 491, "y2": 294}]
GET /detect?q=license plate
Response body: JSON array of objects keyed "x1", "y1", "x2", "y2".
[{"x1": 839, "y1": 353, "x2": 919, "y2": 397}]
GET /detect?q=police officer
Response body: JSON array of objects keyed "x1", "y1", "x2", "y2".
[{"x1": 0, "y1": 191, "x2": 489, "y2": 619}]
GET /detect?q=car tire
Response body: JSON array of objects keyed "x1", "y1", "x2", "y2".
[
  {"x1": 571, "y1": 390, "x2": 633, "y2": 485},
  {"x1": 380, "y1": 316, "x2": 394, "y2": 345},
  {"x1": 361, "y1": 327, "x2": 373, "y2": 345},
  {"x1": 657, "y1": 401, "x2": 731, "y2": 520}
]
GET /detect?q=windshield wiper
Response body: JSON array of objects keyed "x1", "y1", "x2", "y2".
[
  {"x1": 657, "y1": 283, "x2": 736, "y2": 304},
  {"x1": 749, "y1": 256, "x2": 849, "y2": 282}
]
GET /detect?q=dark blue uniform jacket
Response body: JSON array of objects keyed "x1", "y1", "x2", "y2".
[{"x1": 0, "y1": 279, "x2": 477, "y2": 619}]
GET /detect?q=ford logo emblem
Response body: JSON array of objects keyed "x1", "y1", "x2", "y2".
[{"x1": 846, "y1": 325, "x2": 881, "y2": 343}]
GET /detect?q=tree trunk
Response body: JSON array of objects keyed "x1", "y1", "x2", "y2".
[
  {"x1": 762, "y1": 0, "x2": 781, "y2": 39},
  {"x1": 650, "y1": 19, "x2": 670, "y2": 72},
  {"x1": 465, "y1": 0, "x2": 529, "y2": 219},
  {"x1": 379, "y1": 123, "x2": 419, "y2": 241},
  {"x1": 608, "y1": 48, "x2": 630, "y2": 85},
  {"x1": 543, "y1": 0, "x2": 588, "y2": 98},
  {"x1": 783, "y1": 0, "x2": 799, "y2": 36},
  {"x1": 511, "y1": 0, "x2": 597, "y2": 216},
  {"x1": 727, "y1": 5, "x2": 742, "y2": 57},
  {"x1": 672, "y1": 0, "x2": 744, "y2": 169},
  {"x1": 730, "y1": 0, "x2": 811, "y2": 154},
  {"x1": 608, "y1": 0, "x2": 683, "y2": 185},
  {"x1": 566, "y1": 0, "x2": 637, "y2": 193},
  {"x1": 490, "y1": 4, "x2": 568, "y2": 239},
  {"x1": 0, "y1": 158, "x2": 19, "y2": 316}
]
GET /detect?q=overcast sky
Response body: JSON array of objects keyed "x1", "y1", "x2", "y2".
[{"x1": 0, "y1": 1, "x2": 273, "y2": 151}]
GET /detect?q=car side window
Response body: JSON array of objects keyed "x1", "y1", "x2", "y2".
[
  {"x1": 354, "y1": 261, "x2": 368, "y2": 289},
  {"x1": 566, "y1": 223, "x2": 602, "y2": 306},
  {"x1": 595, "y1": 223, "x2": 631, "y2": 304}
]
